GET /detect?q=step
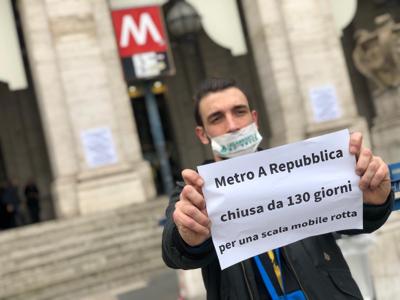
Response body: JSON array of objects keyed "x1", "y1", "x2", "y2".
[
  {"x1": 5, "y1": 248, "x2": 167, "y2": 300},
  {"x1": 0, "y1": 199, "x2": 170, "y2": 300},
  {"x1": 0, "y1": 199, "x2": 167, "y2": 245},
  {"x1": 0, "y1": 200, "x2": 167, "y2": 253},
  {"x1": 0, "y1": 219, "x2": 162, "y2": 268},
  {"x1": 0, "y1": 225, "x2": 163, "y2": 277},
  {"x1": 0, "y1": 234, "x2": 163, "y2": 297}
]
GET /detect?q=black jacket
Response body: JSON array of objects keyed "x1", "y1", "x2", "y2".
[{"x1": 162, "y1": 182, "x2": 393, "y2": 300}]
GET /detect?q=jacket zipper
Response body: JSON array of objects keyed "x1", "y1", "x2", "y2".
[
  {"x1": 281, "y1": 247, "x2": 310, "y2": 300},
  {"x1": 241, "y1": 261, "x2": 254, "y2": 300}
]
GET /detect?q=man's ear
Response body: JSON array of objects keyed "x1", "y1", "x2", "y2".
[
  {"x1": 195, "y1": 126, "x2": 210, "y2": 145},
  {"x1": 252, "y1": 110, "x2": 259, "y2": 127}
]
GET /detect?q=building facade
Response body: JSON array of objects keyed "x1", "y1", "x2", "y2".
[{"x1": 0, "y1": 0, "x2": 399, "y2": 221}]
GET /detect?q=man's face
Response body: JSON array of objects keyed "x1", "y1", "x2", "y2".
[{"x1": 195, "y1": 87, "x2": 257, "y2": 146}]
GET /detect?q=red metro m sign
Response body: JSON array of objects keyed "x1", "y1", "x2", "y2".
[
  {"x1": 112, "y1": 6, "x2": 167, "y2": 57},
  {"x1": 112, "y1": 6, "x2": 174, "y2": 80}
]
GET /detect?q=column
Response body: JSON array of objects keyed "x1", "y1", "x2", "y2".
[
  {"x1": 241, "y1": 0, "x2": 370, "y2": 146},
  {"x1": 18, "y1": 0, "x2": 155, "y2": 217}
]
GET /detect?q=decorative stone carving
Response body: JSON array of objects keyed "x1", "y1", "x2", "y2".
[
  {"x1": 353, "y1": 14, "x2": 400, "y2": 95},
  {"x1": 353, "y1": 14, "x2": 400, "y2": 163}
]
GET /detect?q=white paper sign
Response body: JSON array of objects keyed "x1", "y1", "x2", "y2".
[
  {"x1": 81, "y1": 127, "x2": 118, "y2": 168},
  {"x1": 132, "y1": 52, "x2": 161, "y2": 78},
  {"x1": 198, "y1": 129, "x2": 362, "y2": 270},
  {"x1": 309, "y1": 85, "x2": 341, "y2": 122}
]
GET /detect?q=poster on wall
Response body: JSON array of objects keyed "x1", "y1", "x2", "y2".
[
  {"x1": 81, "y1": 127, "x2": 118, "y2": 168},
  {"x1": 309, "y1": 85, "x2": 342, "y2": 123},
  {"x1": 111, "y1": 5, "x2": 175, "y2": 80}
]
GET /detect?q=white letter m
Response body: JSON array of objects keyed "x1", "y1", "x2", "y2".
[{"x1": 120, "y1": 13, "x2": 165, "y2": 48}]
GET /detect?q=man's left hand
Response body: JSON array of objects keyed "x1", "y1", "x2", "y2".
[{"x1": 350, "y1": 132, "x2": 391, "y2": 205}]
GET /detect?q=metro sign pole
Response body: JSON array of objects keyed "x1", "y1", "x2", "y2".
[{"x1": 112, "y1": 6, "x2": 175, "y2": 196}]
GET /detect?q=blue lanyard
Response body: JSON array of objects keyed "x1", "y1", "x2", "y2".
[
  {"x1": 254, "y1": 250, "x2": 307, "y2": 300},
  {"x1": 253, "y1": 249, "x2": 283, "y2": 300}
]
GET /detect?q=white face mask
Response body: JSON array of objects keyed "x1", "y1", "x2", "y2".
[{"x1": 210, "y1": 122, "x2": 263, "y2": 159}]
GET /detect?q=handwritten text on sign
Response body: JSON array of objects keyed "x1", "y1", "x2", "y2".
[{"x1": 197, "y1": 129, "x2": 362, "y2": 270}]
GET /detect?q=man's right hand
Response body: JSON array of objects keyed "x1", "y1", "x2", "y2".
[{"x1": 173, "y1": 169, "x2": 211, "y2": 246}]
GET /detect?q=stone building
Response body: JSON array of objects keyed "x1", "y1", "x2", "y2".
[
  {"x1": 1, "y1": 1, "x2": 400, "y2": 299},
  {"x1": 0, "y1": 0, "x2": 399, "y2": 222}
]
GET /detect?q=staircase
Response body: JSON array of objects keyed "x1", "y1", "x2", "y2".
[{"x1": 0, "y1": 198, "x2": 169, "y2": 300}]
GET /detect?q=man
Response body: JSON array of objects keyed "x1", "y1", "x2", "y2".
[
  {"x1": 24, "y1": 180, "x2": 41, "y2": 224},
  {"x1": 1, "y1": 179, "x2": 21, "y2": 229},
  {"x1": 162, "y1": 78, "x2": 393, "y2": 299}
]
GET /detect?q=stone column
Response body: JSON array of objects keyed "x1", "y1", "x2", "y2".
[
  {"x1": 241, "y1": 0, "x2": 369, "y2": 146},
  {"x1": 18, "y1": 0, "x2": 155, "y2": 217}
]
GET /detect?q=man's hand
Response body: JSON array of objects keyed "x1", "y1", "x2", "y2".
[
  {"x1": 173, "y1": 169, "x2": 211, "y2": 246},
  {"x1": 350, "y1": 132, "x2": 391, "y2": 205}
]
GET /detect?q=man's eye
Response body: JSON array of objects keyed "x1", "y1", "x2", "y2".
[
  {"x1": 210, "y1": 116, "x2": 221, "y2": 123},
  {"x1": 236, "y1": 110, "x2": 247, "y2": 116}
]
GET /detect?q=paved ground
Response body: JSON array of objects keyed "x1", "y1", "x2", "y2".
[
  {"x1": 117, "y1": 269, "x2": 180, "y2": 300},
  {"x1": 369, "y1": 212, "x2": 400, "y2": 300}
]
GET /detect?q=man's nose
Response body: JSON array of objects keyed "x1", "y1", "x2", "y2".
[{"x1": 226, "y1": 115, "x2": 240, "y2": 132}]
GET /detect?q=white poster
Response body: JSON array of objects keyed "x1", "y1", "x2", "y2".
[
  {"x1": 132, "y1": 52, "x2": 162, "y2": 78},
  {"x1": 309, "y1": 85, "x2": 341, "y2": 122},
  {"x1": 198, "y1": 129, "x2": 362, "y2": 270},
  {"x1": 81, "y1": 127, "x2": 118, "y2": 168}
]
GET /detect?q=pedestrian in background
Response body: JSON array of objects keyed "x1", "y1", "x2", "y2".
[
  {"x1": 24, "y1": 179, "x2": 41, "y2": 223},
  {"x1": 1, "y1": 179, "x2": 21, "y2": 229}
]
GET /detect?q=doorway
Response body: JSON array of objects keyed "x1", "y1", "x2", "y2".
[{"x1": 129, "y1": 82, "x2": 180, "y2": 195}]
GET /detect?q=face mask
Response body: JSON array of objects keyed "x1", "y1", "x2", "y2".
[{"x1": 210, "y1": 122, "x2": 262, "y2": 158}]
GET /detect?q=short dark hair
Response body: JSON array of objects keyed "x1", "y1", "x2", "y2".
[{"x1": 193, "y1": 78, "x2": 249, "y2": 126}]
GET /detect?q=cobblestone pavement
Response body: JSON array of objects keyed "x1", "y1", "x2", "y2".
[{"x1": 117, "y1": 269, "x2": 180, "y2": 300}]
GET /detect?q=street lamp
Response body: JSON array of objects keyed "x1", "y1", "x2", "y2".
[
  {"x1": 166, "y1": 0, "x2": 202, "y2": 39},
  {"x1": 166, "y1": 0, "x2": 205, "y2": 83}
]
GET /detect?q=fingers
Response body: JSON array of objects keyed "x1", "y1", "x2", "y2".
[
  {"x1": 173, "y1": 183, "x2": 210, "y2": 239},
  {"x1": 349, "y1": 132, "x2": 362, "y2": 156},
  {"x1": 182, "y1": 169, "x2": 204, "y2": 192},
  {"x1": 181, "y1": 184, "x2": 206, "y2": 210},
  {"x1": 356, "y1": 148, "x2": 372, "y2": 176},
  {"x1": 176, "y1": 218, "x2": 210, "y2": 238},
  {"x1": 173, "y1": 201, "x2": 210, "y2": 234},
  {"x1": 350, "y1": 132, "x2": 390, "y2": 189},
  {"x1": 173, "y1": 198, "x2": 210, "y2": 241},
  {"x1": 359, "y1": 155, "x2": 389, "y2": 190},
  {"x1": 369, "y1": 162, "x2": 389, "y2": 189}
]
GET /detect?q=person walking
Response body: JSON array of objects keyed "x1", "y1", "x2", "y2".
[
  {"x1": 24, "y1": 180, "x2": 41, "y2": 223},
  {"x1": 1, "y1": 179, "x2": 21, "y2": 229}
]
